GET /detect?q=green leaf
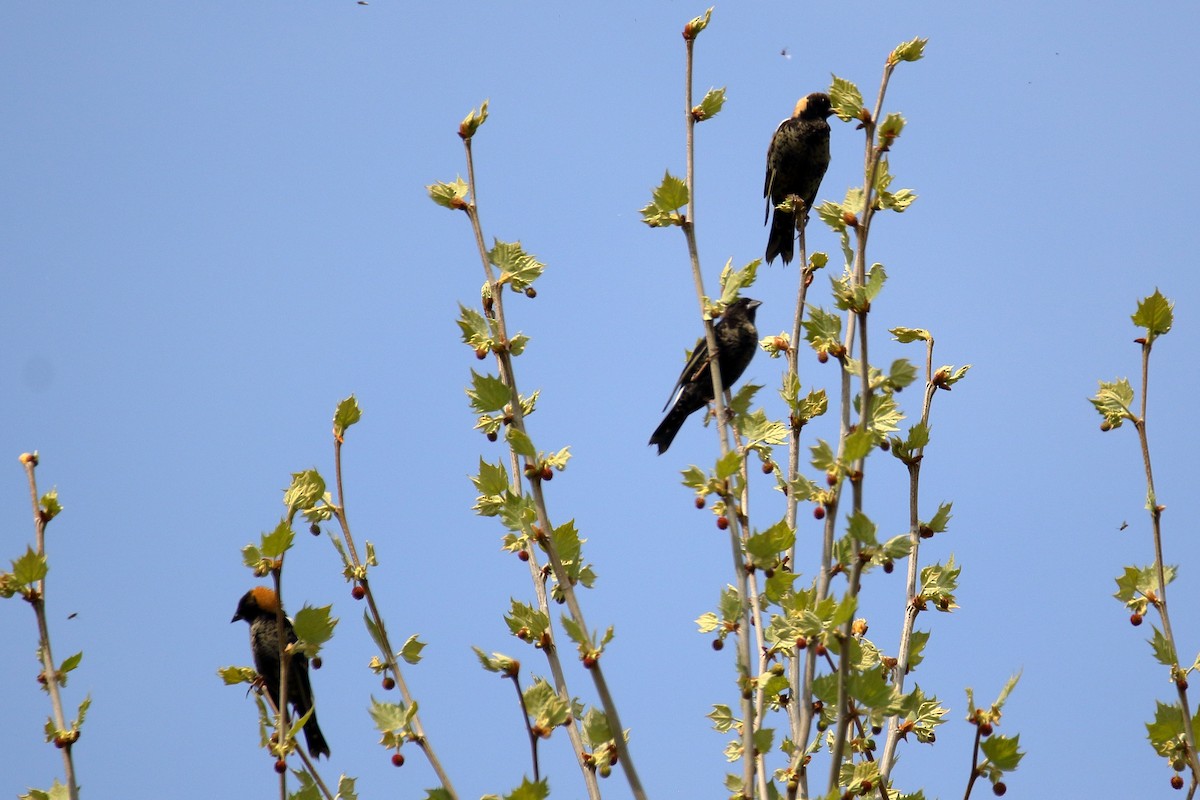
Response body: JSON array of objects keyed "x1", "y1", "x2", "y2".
[
  {"x1": 788, "y1": 473, "x2": 820, "y2": 502},
  {"x1": 640, "y1": 171, "x2": 689, "y2": 227},
  {"x1": 505, "y1": 600, "x2": 550, "y2": 643},
  {"x1": 560, "y1": 615, "x2": 590, "y2": 648},
  {"x1": 887, "y1": 359, "x2": 918, "y2": 390},
  {"x1": 334, "y1": 776, "x2": 358, "y2": 800},
  {"x1": 333, "y1": 396, "x2": 361, "y2": 438},
  {"x1": 288, "y1": 771, "x2": 322, "y2": 800},
  {"x1": 919, "y1": 556, "x2": 960, "y2": 610},
  {"x1": 764, "y1": 569, "x2": 800, "y2": 603},
  {"x1": 842, "y1": 427, "x2": 875, "y2": 464},
  {"x1": 218, "y1": 665, "x2": 257, "y2": 685},
  {"x1": 467, "y1": 371, "x2": 512, "y2": 414},
  {"x1": 426, "y1": 176, "x2": 469, "y2": 209},
  {"x1": 846, "y1": 512, "x2": 877, "y2": 545},
  {"x1": 284, "y1": 470, "x2": 325, "y2": 512},
  {"x1": 19, "y1": 780, "x2": 71, "y2": 800},
  {"x1": 506, "y1": 427, "x2": 536, "y2": 458},
  {"x1": 980, "y1": 733, "x2": 1024, "y2": 771},
  {"x1": 693, "y1": 87, "x2": 726, "y2": 121},
  {"x1": 260, "y1": 520, "x2": 295, "y2": 560},
  {"x1": 363, "y1": 609, "x2": 389, "y2": 656},
  {"x1": 1113, "y1": 564, "x2": 1176, "y2": 605},
  {"x1": 738, "y1": 409, "x2": 788, "y2": 446},
  {"x1": 549, "y1": 519, "x2": 592, "y2": 589},
  {"x1": 991, "y1": 671, "x2": 1021, "y2": 709},
  {"x1": 489, "y1": 240, "x2": 546, "y2": 291},
  {"x1": 874, "y1": 160, "x2": 917, "y2": 212},
  {"x1": 746, "y1": 521, "x2": 795, "y2": 568},
  {"x1": 1133, "y1": 289, "x2": 1173, "y2": 339},
  {"x1": 727, "y1": 382, "x2": 761, "y2": 418},
  {"x1": 752, "y1": 726, "x2": 775, "y2": 757},
  {"x1": 897, "y1": 684, "x2": 946, "y2": 743},
  {"x1": 582, "y1": 706, "x2": 615, "y2": 745},
  {"x1": 508, "y1": 332, "x2": 530, "y2": 356},
  {"x1": 368, "y1": 696, "x2": 412, "y2": 734},
  {"x1": 830, "y1": 594, "x2": 858, "y2": 627},
  {"x1": 906, "y1": 630, "x2": 930, "y2": 670},
  {"x1": 719, "y1": 258, "x2": 761, "y2": 304},
  {"x1": 680, "y1": 465, "x2": 707, "y2": 491},
  {"x1": 72, "y1": 694, "x2": 91, "y2": 729},
  {"x1": 398, "y1": 634, "x2": 425, "y2": 665},
  {"x1": 839, "y1": 761, "x2": 882, "y2": 796},
  {"x1": 890, "y1": 421, "x2": 930, "y2": 463},
  {"x1": 456, "y1": 303, "x2": 494, "y2": 348},
  {"x1": 472, "y1": 458, "x2": 510, "y2": 497},
  {"x1": 12, "y1": 547, "x2": 48, "y2": 585},
  {"x1": 459, "y1": 99, "x2": 489, "y2": 139},
  {"x1": 892, "y1": 327, "x2": 931, "y2": 343},
  {"x1": 926, "y1": 502, "x2": 953, "y2": 533},
  {"x1": 684, "y1": 7, "x2": 713, "y2": 38},
  {"x1": 715, "y1": 450, "x2": 743, "y2": 480},
  {"x1": 877, "y1": 112, "x2": 905, "y2": 148},
  {"x1": 810, "y1": 439, "x2": 836, "y2": 473},
  {"x1": 1147, "y1": 700, "x2": 1190, "y2": 757},
  {"x1": 869, "y1": 392, "x2": 904, "y2": 437},
  {"x1": 712, "y1": 586, "x2": 742, "y2": 624},
  {"x1": 1090, "y1": 378, "x2": 1135, "y2": 428},
  {"x1": 524, "y1": 678, "x2": 571, "y2": 730},
  {"x1": 1149, "y1": 625, "x2": 1177, "y2": 666},
  {"x1": 817, "y1": 200, "x2": 847, "y2": 232},
  {"x1": 39, "y1": 490, "x2": 62, "y2": 521},
  {"x1": 59, "y1": 651, "x2": 83, "y2": 676},
  {"x1": 472, "y1": 648, "x2": 519, "y2": 674},
  {"x1": 937, "y1": 363, "x2": 971, "y2": 388},
  {"x1": 831, "y1": 264, "x2": 887, "y2": 312},
  {"x1": 890, "y1": 37, "x2": 928, "y2": 64},
  {"x1": 708, "y1": 704, "x2": 736, "y2": 733},
  {"x1": 881, "y1": 533, "x2": 913, "y2": 560},
  {"x1": 802, "y1": 306, "x2": 842, "y2": 354},
  {"x1": 797, "y1": 388, "x2": 828, "y2": 422},
  {"x1": 293, "y1": 605, "x2": 337, "y2": 654},
  {"x1": 828, "y1": 75, "x2": 863, "y2": 121}
]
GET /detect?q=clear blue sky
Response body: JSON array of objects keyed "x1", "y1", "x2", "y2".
[{"x1": 3, "y1": 2, "x2": 1199, "y2": 798}]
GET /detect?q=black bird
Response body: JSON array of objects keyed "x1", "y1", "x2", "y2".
[
  {"x1": 764, "y1": 92, "x2": 834, "y2": 265},
  {"x1": 232, "y1": 587, "x2": 331, "y2": 759},
  {"x1": 650, "y1": 298, "x2": 762, "y2": 454}
]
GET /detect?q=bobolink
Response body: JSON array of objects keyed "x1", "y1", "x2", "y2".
[
  {"x1": 232, "y1": 587, "x2": 330, "y2": 759},
  {"x1": 650, "y1": 298, "x2": 762, "y2": 454},
  {"x1": 764, "y1": 92, "x2": 834, "y2": 265}
]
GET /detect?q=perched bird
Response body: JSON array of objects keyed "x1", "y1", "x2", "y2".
[
  {"x1": 232, "y1": 587, "x2": 331, "y2": 759},
  {"x1": 649, "y1": 297, "x2": 763, "y2": 454},
  {"x1": 764, "y1": 92, "x2": 834, "y2": 265}
]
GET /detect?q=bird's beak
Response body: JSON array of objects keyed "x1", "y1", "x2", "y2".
[
  {"x1": 231, "y1": 611, "x2": 242, "y2": 623},
  {"x1": 748, "y1": 299, "x2": 763, "y2": 310}
]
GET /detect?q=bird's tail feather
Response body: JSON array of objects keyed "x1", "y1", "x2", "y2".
[
  {"x1": 649, "y1": 405, "x2": 688, "y2": 455},
  {"x1": 766, "y1": 210, "x2": 795, "y2": 265},
  {"x1": 302, "y1": 709, "x2": 331, "y2": 759}
]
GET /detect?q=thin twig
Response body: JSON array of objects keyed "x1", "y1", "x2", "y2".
[
  {"x1": 508, "y1": 673, "x2": 540, "y2": 782},
  {"x1": 682, "y1": 30, "x2": 756, "y2": 797},
  {"x1": 961, "y1": 726, "x2": 983, "y2": 800},
  {"x1": 880, "y1": 338, "x2": 937, "y2": 780},
  {"x1": 21, "y1": 457, "x2": 80, "y2": 800},
  {"x1": 270, "y1": 566, "x2": 291, "y2": 800},
  {"x1": 461, "y1": 130, "x2": 639, "y2": 799},
  {"x1": 328, "y1": 443, "x2": 457, "y2": 796},
  {"x1": 1134, "y1": 339, "x2": 1200, "y2": 776}
]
